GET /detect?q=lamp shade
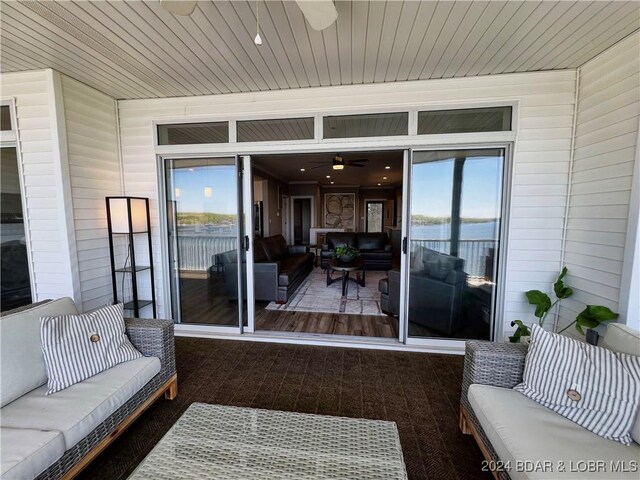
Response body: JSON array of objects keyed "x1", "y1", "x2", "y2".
[{"x1": 107, "y1": 197, "x2": 148, "y2": 233}]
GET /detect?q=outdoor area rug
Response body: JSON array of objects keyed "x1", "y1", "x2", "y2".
[{"x1": 265, "y1": 267, "x2": 387, "y2": 316}]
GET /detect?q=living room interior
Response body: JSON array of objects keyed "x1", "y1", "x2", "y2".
[{"x1": 1, "y1": 1, "x2": 639, "y2": 479}]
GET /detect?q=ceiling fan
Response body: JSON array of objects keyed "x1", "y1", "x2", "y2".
[
  {"x1": 159, "y1": 0, "x2": 338, "y2": 31},
  {"x1": 309, "y1": 154, "x2": 369, "y2": 170}
]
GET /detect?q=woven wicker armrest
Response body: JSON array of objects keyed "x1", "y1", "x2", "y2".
[
  {"x1": 125, "y1": 318, "x2": 176, "y2": 381},
  {"x1": 461, "y1": 341, "x2": 528, "y2": 407}
]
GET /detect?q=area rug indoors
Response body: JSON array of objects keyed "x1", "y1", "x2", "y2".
[{"x1": 265, "y1": 267, "x2": 387, "y2": 316}]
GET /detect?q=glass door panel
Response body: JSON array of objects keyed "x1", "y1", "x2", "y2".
[
  {"x1": 406, "y1": 149, "x2": 505, "y2": 340},
  {"x1": 165, "y1": 157, "x2": 245, "y2": 327}
]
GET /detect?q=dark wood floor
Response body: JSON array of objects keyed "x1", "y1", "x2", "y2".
[
  {"x1": 178, "y1": 270, "x2": 401, "y2": 338},
  {"x1": 255, "y1": 308, "x2": 399, "y2": 338}
]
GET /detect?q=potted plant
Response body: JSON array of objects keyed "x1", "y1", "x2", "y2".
[
  {"x1": 510, "y1": 267, "x2": 618, "y2": 342},
  {"x1": 333, "y1": 244, "x2": 360, "y2": 263}
]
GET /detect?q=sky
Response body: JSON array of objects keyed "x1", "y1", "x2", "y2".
[
  {"x1": 172, "y1": 164, "x2": 238, "y2": 214},
  {"x1": 411, "y1": 154, "x2": 503, "y2": 218},
  {"x1": 169, "y1": 153, "x2": 503, "y2": 219}
]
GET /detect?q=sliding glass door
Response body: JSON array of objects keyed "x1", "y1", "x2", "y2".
[
  {"x1": 404, "y1": 149, "x2": 505, "y2": 340},
  {"x1": 164, "y1": 157, "x2": 251, "y2": 328}
]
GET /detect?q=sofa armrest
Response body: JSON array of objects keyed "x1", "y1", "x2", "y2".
[
  {"x1": 254, "y1": 261, "x2": 280, "y2": 273},
  {"x1": 461, "y1": 341, "x2": 528, "y2": 409},
  {"x1": 288, "y1": 245, "x2": 308, "y2": 255},
  {"x1": 125, "y1": 318, "x2": 176, "y2": 381}
]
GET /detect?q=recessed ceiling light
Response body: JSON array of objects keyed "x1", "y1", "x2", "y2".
[
  {"x1": 383, "y1": 176, "x2": 387, "y2": 180},
  {"x1": 377, "y1": 183, "x2": 381, "y2": 186},
  {"x1": 326, "y1": 175, "x2": 330, "y2": 178},
  {"x1": 330, "y1": 181, "x2": 334, "y2": 184},
  {"x1": 385, "y1": 166, "x2": 390, "y2": 169},
  {"x1": 300, "y1": 168, "x2": 305, "y2": 172}
]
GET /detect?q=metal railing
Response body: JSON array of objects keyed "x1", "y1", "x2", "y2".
[
  {"x1": 177, "y1": 235, "x2": 236, "y2": 271},
  {"x1": 410, "y1": 239, "x2": 496, "y2": 278}
]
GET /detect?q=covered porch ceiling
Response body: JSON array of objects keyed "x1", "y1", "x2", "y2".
[{"x1": 1, "y1": 0, "x2": 638, "y2": 100}]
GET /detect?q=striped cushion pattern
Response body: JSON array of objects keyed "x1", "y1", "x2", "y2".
[
  {"x1": 40, "y1": 303, "x2": 142, "y2": 395},
  {"x1": 514, "y1": 324, "x2": 640, "y2": 445}
]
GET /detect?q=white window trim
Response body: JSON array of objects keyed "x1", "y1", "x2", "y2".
[{"x1": 0, "y1": 97, "x2": 36, "y2": 302}]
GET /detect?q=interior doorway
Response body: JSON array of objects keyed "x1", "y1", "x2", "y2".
[
  {"x1": 250, "y1": 150, "x2": 404, "y2": 339},
  {"x1": 292, "y1": 198, "x2": 311, "y2": 245},
  {"x1": 365, "y1": 200, "x2": 385, "y2": 232}
]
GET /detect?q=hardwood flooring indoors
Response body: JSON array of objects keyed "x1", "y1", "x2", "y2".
[{"x1": 178, "y1": 269, "x2": 401, "y2": 339}]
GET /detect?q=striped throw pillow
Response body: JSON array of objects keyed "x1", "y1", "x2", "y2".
[
  {"x1": 514, "y1": 324, "x2": 640, "y2": 444},
  {"x1": 40, "y1": 303, "x2": 142, "y2": 395}
]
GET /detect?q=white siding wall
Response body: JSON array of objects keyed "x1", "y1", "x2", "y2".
[
  {"x1": 0, "y1": 69, "x2": 78, "y2": 303},
  {"x1": 559, "y1": 32, "x2": 640, "y2": 334},
  {"x1": 60, "y1": 75, "x2": 121, "y2": 312},
  {"x1": 117, "y1": 70, "x2": 577, "y2": 334}
]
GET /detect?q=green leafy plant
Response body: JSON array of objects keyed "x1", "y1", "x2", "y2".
[
  {"x1": 509, "y1": 267, "x2": 618, "y2": 342},
  {"x1": 333, "y1": 244, "x2": 360, "y2": 259},
  {"x1": 558, "y1": 305, "x2": 619, "y2": 335}
]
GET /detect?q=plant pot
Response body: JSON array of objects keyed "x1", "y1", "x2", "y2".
[{"x1": 339, "y1": 255, "x2": 355, "y2": 263}]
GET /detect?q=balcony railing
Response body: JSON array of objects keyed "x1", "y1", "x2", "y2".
[
  {"x1": 178, "y1": 235, "x2": 236, "y2": 271},
  {"x1": 177, "y1": 234, "x2": 496, "y2": 278},
  {"x1": 410, "y1": 239, "x2": 496, "y2": 278}
]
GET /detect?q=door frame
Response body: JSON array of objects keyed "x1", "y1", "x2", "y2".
[
  {"x1": 157, "y1": 154, "x2": 255, "y2": 334},
  {"x1": 364, "y1": 199, "x2": 386, "y2": 232},
  {"x1": 289, "y1": 195, "x2": 315, "y2": 245},
  {"x1": 157, "y1": 141, "x2": 512, "y2": 352},
  {"x1": 400, "y1": 144, "x2": 513, "y2": 346}
]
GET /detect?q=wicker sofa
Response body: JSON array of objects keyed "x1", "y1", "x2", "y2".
[
  {"x1": 0, "y1": 298, "x2": 177, "y2": 480},
  {"x1": 460, "y1": 324, "x2": 640, "y2": 480}
]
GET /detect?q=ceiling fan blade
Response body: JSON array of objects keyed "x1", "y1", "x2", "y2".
[
  {"x1": 308, "y1": 164, "x2": 328, "y2": 170},
  {"x1": 346, "y1": 159, "x2": 369, "y2": 164},
  {"x1": 350, "y1": 163, "x2": 366, "y2": 167},
  {"x1": 160, "y1": 0, "x2": 197, "y2": 16},
  {"x1": 295, "y1": 0, "x2": 338, "y2": 31}
]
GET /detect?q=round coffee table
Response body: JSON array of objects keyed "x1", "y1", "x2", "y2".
[{"x1": 326, "y1": 258, "x2": 365, "y2": 296}]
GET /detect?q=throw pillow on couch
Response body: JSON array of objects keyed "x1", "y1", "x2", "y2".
[
  {"x1": 40, "y1": 303, "x2": 142, "y2": 394},
  {"x1": 514, "y1": 324, "x2": 640, "y2": 445}
]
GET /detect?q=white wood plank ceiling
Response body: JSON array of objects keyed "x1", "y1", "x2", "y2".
[{"x1": 1, "y1": 1, "x2": 638, "y2": 100}]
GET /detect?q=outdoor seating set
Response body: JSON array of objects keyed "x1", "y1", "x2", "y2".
[{"x1": 0, "y1": 298, "x2": 176, "y2": 479}]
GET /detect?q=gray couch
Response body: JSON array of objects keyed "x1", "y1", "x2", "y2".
[
  {"x1": 223, "y1": 234, "x2": 315, "y2": 303},
  {"x1": 460, "y1": 324, "x2": 640, "y2": 479},
  {"x1": 379, "y1": 247, "x2": 467, "y2": 336},
  {"x1": 320, "y1": 232, "x2": 392, "y2": 271},
  {"x1": 0, "y1": 298, "x2": 177, "y2": 480}
]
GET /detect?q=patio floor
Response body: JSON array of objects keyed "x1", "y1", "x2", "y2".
[{"x1": 77, "y1": 337, "x2": 490, "y2": 480}]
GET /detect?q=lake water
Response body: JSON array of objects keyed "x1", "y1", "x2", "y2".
[{"x1": 411, "y1": 221, "x2": 498, "y2": 240}]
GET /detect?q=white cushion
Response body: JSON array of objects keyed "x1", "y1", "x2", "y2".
[
  {"x1": 514, "y1": 324, "x2": 640, "y2": 444},
  {"x1": 469, "y1": 384, "x2": 640, "y2": 479},
  {"x1": 41, "y1": 303, "x2": 143, "y2": 394},
  {"x1": 0, "y1": 356, "x2": 160, "y2": 450},
  {"x1": 601, "y1": 323, "x2": 640, "y2": 356},
  {"x1": 0, "y1": 427, "x2": 66, "y2": 480},
  {"x1": 0, "y1": 298, "x2": 78, "y2": 407},
  {"x1": 601, "y1": 323, "x2": 640, "y2": 444}
]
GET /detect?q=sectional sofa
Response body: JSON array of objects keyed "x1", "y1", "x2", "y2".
[{"x1": 0, "y1": 298, "x2": 177, "y2": 479}]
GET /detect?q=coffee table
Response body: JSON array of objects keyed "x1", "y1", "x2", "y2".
[
  {"x1": 326, "y1": 258, "x2": 365, "y2": 296},
  {"x1": 128, "y1": 403, "x2": 407, "y2": 479}
]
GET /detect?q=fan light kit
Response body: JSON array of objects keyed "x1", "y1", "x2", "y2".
[
  {"x1": 332, "y1": 156, "x2": 344, "y2": 170},
  {"x1": 254, "y1": 0, "x2": 262, "y2": 45},
  {"x1": 159, "y1": 0, "x2": 339, "y2": 48}
]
